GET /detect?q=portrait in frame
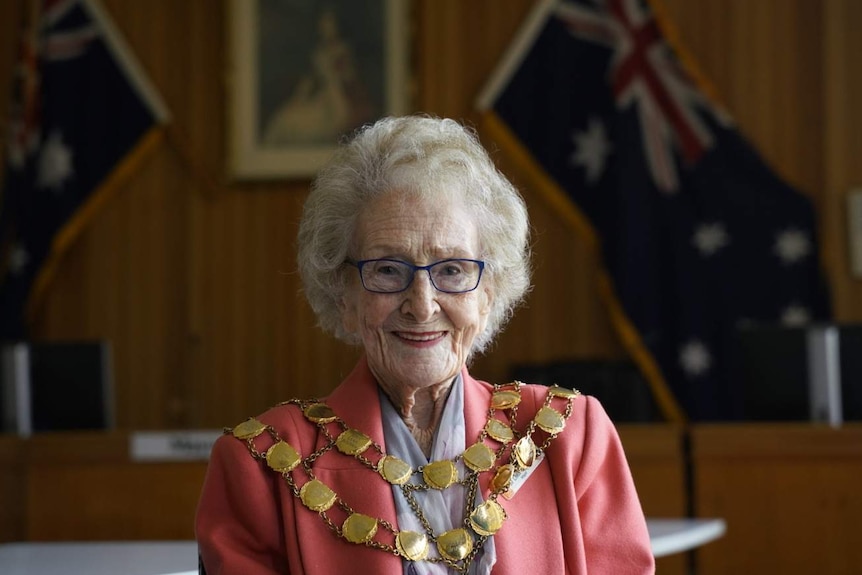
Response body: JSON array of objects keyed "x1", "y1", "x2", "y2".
[{"x1": 227, "y1": 0, "x2": 410, "y2": 179}]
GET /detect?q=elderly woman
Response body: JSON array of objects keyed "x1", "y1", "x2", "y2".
[{"x1": 196, "y1": 116, "x2": 654, "y2": 574}]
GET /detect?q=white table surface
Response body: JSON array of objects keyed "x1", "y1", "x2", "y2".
[
  {"x1": 0, "y1": 541, "x2": 198, "y2": 575},
  {"x1": 0, "y1": 518, "x2": 726, "y2": 574},
  {"x1": 648, "y1": 517, "x2": 726, "y2": 558}
]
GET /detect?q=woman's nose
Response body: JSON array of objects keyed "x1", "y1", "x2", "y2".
[{"x1": 401, "y1": 270, "x2": 439, "y2": 320}]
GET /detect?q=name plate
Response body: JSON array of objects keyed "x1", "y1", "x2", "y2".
[{"x1": 130, "y1": 430, "x2": 223, "y2": 461}]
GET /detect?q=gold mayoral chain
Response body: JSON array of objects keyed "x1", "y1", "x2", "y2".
[{"x1": 228, "y1": 381, "x2": 581, "y2": 574}]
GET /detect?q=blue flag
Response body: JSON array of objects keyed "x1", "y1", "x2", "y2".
[
  {"x1": 477, "y1": 0, "x2": 831, "y2": 421},
  {"x1": 0, "y1": 0, "x2": 169, "y2": 339}
]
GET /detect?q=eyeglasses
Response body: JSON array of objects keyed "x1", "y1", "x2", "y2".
[{"x1": 352, "y1": 258, "x2": 485, "y2": 294}]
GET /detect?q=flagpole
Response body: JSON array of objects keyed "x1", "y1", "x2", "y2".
[{"x1": 475, "y1": 0, "x2": 558, "y2": 112}]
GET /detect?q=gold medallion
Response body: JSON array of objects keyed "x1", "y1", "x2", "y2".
[
  {"x1": 436, "y1": 528, "x2": 473, "y2": 562},
  {"x1": 463, "y1": 442, "x2": 495, "y2": 472},
  {"x1": 485, "y1": 419, "x2": 514, "y2": 444},
  {"x1": 469, "y1": 499, "x2": 507, "y2": 536},
  {"x1": 378, "y1": 455, "x2": 412, "y2": 485},
  {"x1": 548, "y1": 385, "x2": 580, "y2": 400},
  {"x1": 535, "y1": 406, "x2": 565, "y2": 435},
  {"x1": 490, "y1": 464, "x2": 514, "y2": 494},
  {"x1": 514, "y1": 435, "x2": 536, "y2": 469},
  {"x1": 231, "y1": 385, "x2": 579, "y2": 571},
  {"x1": 232, "y1": 418, "x2": 266, "y2": 440},
  {"x1": 335, "y1": 429, "x2": 372, "y2": 455},
  {"x1": 491, "y1": 390, "x2": 521, "y2": 410},
  {"x1": 303, "y1": 403, "x2": 337, "y2": 424},
  {"x1": 342, "y1": 513, "x2": 378, "y2": 544},
  {"x1": 396, "y1": 530, "x2": 429, "y2": 561},
  {"x1": 422, "y1": 460, "x2": 458, "y2": 489},
  {"x1": 299, "y1": 479, "x2": 336, "y2": 512},
  {"x1": 265, "y1": 441, "x2": 301, "y2": 473}
]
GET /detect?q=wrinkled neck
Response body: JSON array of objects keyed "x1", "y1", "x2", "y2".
[{"x1": 378, "y1": 378, "x2": 453, "y2": 457}]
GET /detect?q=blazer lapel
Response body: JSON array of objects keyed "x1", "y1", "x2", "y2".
[
  {"x1": 462, "y1": 368, "x2": 496, "y2": 496},
  {"x1": 327, "y1": 356, "x2": 388, "y2": 448},
  {"x1": 309, "y1": 356, "x2": 403, "y2": 573}
]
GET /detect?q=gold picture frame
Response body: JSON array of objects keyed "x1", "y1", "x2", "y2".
[{"x1": 227, "y1": 0, "x2": 410, "y2": 179}]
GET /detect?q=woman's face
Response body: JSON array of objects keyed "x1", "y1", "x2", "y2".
[{"x1": 341, "y1": 190, "x2": 492, "y2": 393}]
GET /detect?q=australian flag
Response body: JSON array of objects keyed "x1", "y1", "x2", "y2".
[
  {"x1": 477, "y1": 0, "x2": 831, "y2": 421},
  {"x1": 0, "y1": 0, "x2": 169, "y2": 339}
]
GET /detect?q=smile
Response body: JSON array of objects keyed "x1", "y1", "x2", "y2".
[{"x1": 394, "y1": 331, "x2": 446, "y2": 343}]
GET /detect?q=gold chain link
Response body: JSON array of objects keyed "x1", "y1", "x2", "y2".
[{"x1": 231, "y1": 383, "x2": 580, "y2": 572}]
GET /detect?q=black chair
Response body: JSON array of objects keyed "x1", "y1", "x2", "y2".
[{"x1": 512, "y1": 359, "x2": 661, "y2": 423}]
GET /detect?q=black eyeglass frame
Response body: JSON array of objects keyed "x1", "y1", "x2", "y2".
[{"x1": 351, "y1": 258, "x2": 486, "y2": 294}]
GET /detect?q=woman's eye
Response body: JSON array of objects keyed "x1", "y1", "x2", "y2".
[{"x1": 376, "y1": 265, "x2": 398, "y2": 275}]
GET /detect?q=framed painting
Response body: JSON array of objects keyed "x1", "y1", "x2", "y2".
[{"x1": 227, "y1": 0, "x2": 410, "y2": 179}]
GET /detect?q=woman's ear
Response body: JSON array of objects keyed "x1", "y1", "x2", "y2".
[
  {"x1": 480, "y1": 284, "x2": 493, "y2": 316},
  {"x1": 339, "y1": 292, "x2": 358, "y2": 335}
]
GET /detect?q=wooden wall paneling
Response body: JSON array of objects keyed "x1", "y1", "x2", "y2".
[
  {"x1": 691, "y1": 424, "x2": 862, "y2": 575},
  {"x1": 823, "y1": 0, "x2": 862, "y2": 323},
  {"x1": 130, "y1": 154, "x2": 184, "y2": 429},
  {"x1": 0, "y1": 436, "x2": 25, "y2": 542},
  {"x1": 191, "y1": 183, "x2": 361, "y2": 426},
  {"x1": 416, "y1": 0, "x2": 463, "y2": 116},
  {"x1": 115, "y1": 0, "x2": 200, "y2": 429},
  {"x1": 415, "y1": 0, "x2": 534, "y2": 122},
  {"x1": 181, "y1": 0, "x2": 227, "y2": 425},
  {"x1": 457, "y1": 0, "x2": 537, "y2": 128}
]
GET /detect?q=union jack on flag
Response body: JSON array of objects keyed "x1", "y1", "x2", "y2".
[
  {"x1": 557, "y1": 0, "x2": 725, "y2": 193},
  {"x1": 478, "y1": 0, "x2": 831, "y2": 421}
]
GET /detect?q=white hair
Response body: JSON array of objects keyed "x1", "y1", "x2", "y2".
[{"x1": 297, "y1": 115, "x2": 531, "y2": 355}]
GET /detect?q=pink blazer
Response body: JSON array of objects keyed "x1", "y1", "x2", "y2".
[{"x1": 196, "y1": 358, "x2": 655, "y2": 574}]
